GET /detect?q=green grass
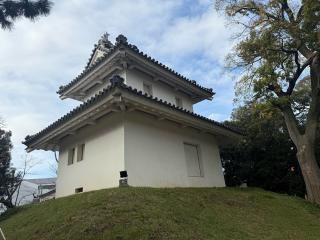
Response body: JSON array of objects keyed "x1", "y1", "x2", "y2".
[{"x1": 0, "y1": 188, "x2": 320, "y2": 240}]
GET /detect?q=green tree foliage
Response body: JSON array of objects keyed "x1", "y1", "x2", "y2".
[
  {"x1": 221, "y1": 103, "x2": 309, "y2": 197},
  {"x1": 216, "y1": 0, "x2": 320, "y2": 203},
  {"x1": 0, "y1": 0, "x2": 52, "y2": 30},
  {"x1": 0, "y1": 127, "x2": 22, "y2": 209}
]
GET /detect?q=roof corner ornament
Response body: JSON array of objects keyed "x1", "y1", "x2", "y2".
[
  {"x1": 110, "y1": 75, "x2": 125, "y2": 86},
  {"x1": 116, "y1": 34, "x2": 128, "y2": 45},
  {"x1": 97, "y1": 32, "x2": 113, "y2": 52}
]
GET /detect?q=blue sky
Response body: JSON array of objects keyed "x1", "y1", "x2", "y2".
[{"x1": 0, "y1": 0, "x2": 238, "y2": 178}]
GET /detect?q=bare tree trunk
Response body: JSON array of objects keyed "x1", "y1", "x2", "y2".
[
  {"x1": 296, "y1": 137, "x2": 320, "y2": 203},
  {"x1": 281, "y1": 54, "x2": 320, "y2": 204},
  {"x1": 282, "y1": 105, "x2": 320, "y2": 204}
]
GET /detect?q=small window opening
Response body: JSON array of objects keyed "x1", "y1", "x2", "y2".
[
  {"x1": 75, "y1": 187, "x2": 83, "y2": 193},
  {"x1": 77, "y1": 143, "x2": 85, "y2": 162},
  {"x1": 68, "y1": 148, "x2": 75, "y2": 165},
  {"x1": 175, "y1": 97, "x2": 183, "y2": 108},
  {"x1": 143, "y1": 83, "x2": 153, "y2": 96}
]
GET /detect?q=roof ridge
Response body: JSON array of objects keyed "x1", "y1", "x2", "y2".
[{"x1": 57, "y1": 34, "x2": 214, "y2": 96}]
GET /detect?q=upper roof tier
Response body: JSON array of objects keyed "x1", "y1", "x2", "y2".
[{"x1": 57, "y1": 34, "x2": 214, "y2": 102}]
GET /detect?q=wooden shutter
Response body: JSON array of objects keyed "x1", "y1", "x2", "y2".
[{"x1": 184, "y1": 143, "x2": 201, "y2": 177}]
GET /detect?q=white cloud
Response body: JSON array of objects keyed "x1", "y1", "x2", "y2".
[
  {"x1": 147, "y1": 5, "x2": 234, "y2": 62},
  {"x1": 0, "y1": 0, "x2": 236, "y2": 177},
  {"x1": 208, "y1": 113, "x2": 230, "y2": 122}
]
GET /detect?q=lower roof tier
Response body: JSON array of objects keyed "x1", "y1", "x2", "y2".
[{"x1": 23, "y1": 75, "x2": 243, "y2": 151}]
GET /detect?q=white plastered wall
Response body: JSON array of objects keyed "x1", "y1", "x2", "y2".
[
  {"x1": 125, "y1": 69, "x2": 194, "y2": 112},
  {"x1": 56, "y1": 114, "x2": 125, "y2": 197},
  {"x1": 56, "y1": 110, "x2": 225, "y2": 198},
  {"x1": 79, "y1": 68, "x2": 194, "y2": 112},
  {"x1": 124, "y1": 111, "x2": 225, "y2": 188},
  {"x1": 82, "y1": 69, "x2": 125, "y2": 102}
]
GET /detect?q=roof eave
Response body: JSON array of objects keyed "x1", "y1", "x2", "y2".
[{"x1": 24, "y1": 79, "x2": 242, "y2": 151}]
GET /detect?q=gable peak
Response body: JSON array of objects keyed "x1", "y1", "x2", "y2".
[
  {"x1": 87, "y1": 32, "x2": 114, "y2": 68},
  {"x1": 97, "y1": 32, "x2": 113, "y2": 52}
]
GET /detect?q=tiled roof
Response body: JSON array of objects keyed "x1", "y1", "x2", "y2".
[
  {"x1": 24, "y1": 76, "x2": 242, "y2": 147},
  {"x1": 25, "y1": 178, "x2": 56, "y2": 185},
  {"x1": 57, "y1": 34, "x2": 214, "y2": 96}
]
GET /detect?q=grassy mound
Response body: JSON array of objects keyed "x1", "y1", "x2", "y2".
[{"x1": 0, "y1": 187, "x2": 320, "y2": 240}]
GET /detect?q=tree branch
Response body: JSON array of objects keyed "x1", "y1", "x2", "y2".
[
  {"x1": 286, "y1": 52, "x2": 317, "y2": 95},
  {"x1": 232, "y1": 2, "x2": 279, "y2": 21},
  {"x1": 281, "y1": 105, "x2": 302, "y2": 145},
  {"x1": 281, "y1": 0, "x2": 295, "y2": 23},
  {"x1": 267, "y1": 83, "x2": 286, "y2": 97},
  {"x1": 54, "y1": 151, "x2": 59, "y2": 163},
  {"x1": 296, "y1": 5, "x2": 304, "y2": 23},
  {"x1": 281, "y1": 1, "x2": 313, "y2": 59}
]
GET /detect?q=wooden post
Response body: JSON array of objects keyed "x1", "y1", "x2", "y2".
[{"x1": 0, "y1": 227, "x2": 6, "y2": 240}]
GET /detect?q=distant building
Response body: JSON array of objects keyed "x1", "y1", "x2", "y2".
[
  {"x1": 36, "y1": 189, "x2": 56, "y2": 203},
  {"x1": 23, "y1": 33, "x2": 242, "y2": 198},
  {"x1": 14, "y1": 178, "x2": 56, "y2": 205},
  {"x1": 0, "y1": 178, "x2": 56, "y2": 213}
]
